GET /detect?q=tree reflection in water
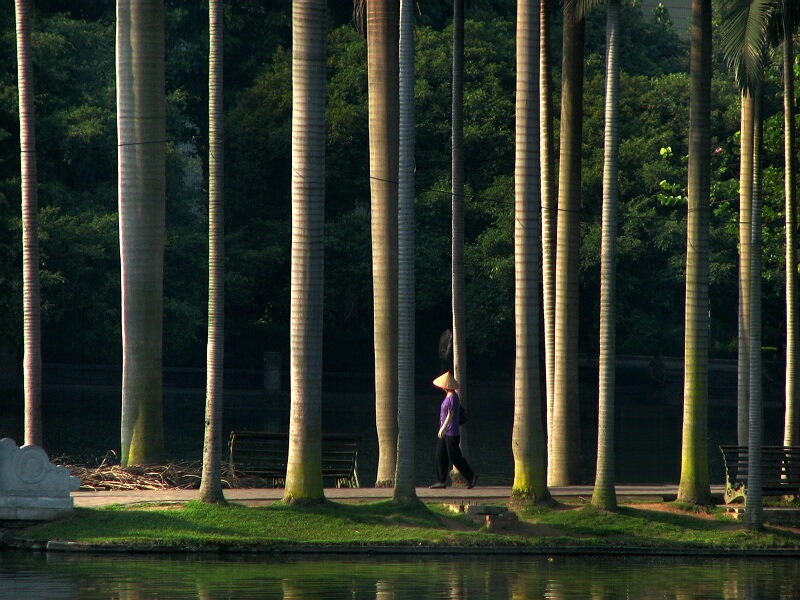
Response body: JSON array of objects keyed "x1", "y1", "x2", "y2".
[{"x1": 0, "y1": 554, "x2": 798, "y2": 599}]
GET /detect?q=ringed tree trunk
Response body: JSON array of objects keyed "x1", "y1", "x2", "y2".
[
  {"x1": 199, "y1": 0, "x2": 225, "y2": 504},
  {"x1": 550, "y1": 6, "x2": 584, "y2": 486},
  {"x1": 746, "y1": 85, "x2": 765, "y2": 530},
  {"x1": 511, "y1": 0, "x2": 550, "y2": 504},
  {"x1": 15, "y1": 0, "x2": 42, "y2": 448},
  {"x1": 592, "y1": 0, "x2": 621, "y2": 512},
  {"x1": 451, "y1": 0, "x2": 469, "y2": 474},
  {"x1": 393, "y1": 0, "x2": 418, "y2": 503},
  {"x1": 737, "y1": 93, "x2": 754, "y2": 447},
  {"x1": 783, "y1": 31, "x2": 798, "y2": 448},
  {"x1": 677, "y1": 0, "x2": 712, "y2": 506},
  {"x1": 367, "y1": 0, "x2": 400, "y2": 489},
  {"x1": 116, "y1": 0, "x2": 166, "y2": 467},
  {"x1": 284, "y1": 0, "x2": 327, "y2": 504},
  {"x1": 540, "y1": 0, "x2": 556, "y2": 468}
]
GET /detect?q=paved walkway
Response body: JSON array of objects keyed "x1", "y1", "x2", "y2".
[{"x1": 72, "y1": 484, "x2": 724, "y2": 508}]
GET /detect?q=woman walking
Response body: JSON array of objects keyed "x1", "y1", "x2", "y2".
[{"x1": 429, "y1": 371, "x2": 477, "y2": 489}]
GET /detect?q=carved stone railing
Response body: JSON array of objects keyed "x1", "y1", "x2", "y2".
[{"x1": 0, "y1": 438, "x2": 80, "y2": 521}]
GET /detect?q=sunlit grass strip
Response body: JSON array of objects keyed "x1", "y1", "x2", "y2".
[{"x1": 17, "y1": 500, "x2": 800, "y2": 550}]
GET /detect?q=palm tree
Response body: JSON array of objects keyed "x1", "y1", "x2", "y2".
[
  {"x1": 14, "y1": 0, "x2": 42, "y2": 448},
  {"x1": 540, "y1": 0, "x2": 556, "y2": 463},
  {"x1": 677, "y1": 0, "x2": 712, "y2": 506},
  {"x1": 737, "y1": 92, "x2": 753, "y2": 446},
  {"x1": 451, "y1": 0, "x2": 469, "y2": 471},
  {"x1": 199, "y1": 0, "x2": 225, "y2": 504},
  {"x1": 592, "y1": 0, "x2": 621, "y2": 511},
  {"x1": 364, "y1": 0, "x2": 400, "y2": 489},
  {"x1": 746, "y1": 85, "x2": 766, "y2": 530},
  {"x1": 116, "y1": 0, "x2": 166, "y2": 467},
  {"x1": 782, "y1": 4, "x2": 798, "y2": 448},
  {"x1": 511, "y1": 0, "x2": 550, "y2": 503},
  {"x1": 394, "y1": 0, "x2": 418, "y2": 502},
  {"x1": 550, "y1": 3, "x2": 585, "y2": 486},
  {"x1": 718, "y1": 0, "x2": 776, "y2": 530},
  {"x1": 284, "y1": 0, "x2": 327, "y2": 504}
]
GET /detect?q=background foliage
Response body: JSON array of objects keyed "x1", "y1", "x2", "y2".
[{"x1": 0, "y1": 1, "x2": 795, "y2": 382}]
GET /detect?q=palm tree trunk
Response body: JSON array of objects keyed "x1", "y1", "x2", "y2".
[
  {"x1": 199, "y1": 0, "x2": 225, "y2": 504},
  {"x1": 677, "y1": 0, "x2": 712, "y2": 506},
  {"x1": 738, "y1": 93, "x2": 754, "y2": 447},
  {"x1": 116, "y1": 0, "x2": 166, "y2": 467},
  {"x1": 511, "y1": 0, "x2": 549, "y2": 503},
  {"x1": 367, "y1": 0, "x2": 400, "y2": 488},
  {"x1": 15, "y1": 0, "x2": 42, "y2": 448},
  {"x1": 783, "y1": 32, "x2": 798, "y2": 448},
  {"x1": 592, "y1": 0, "x2": 620, "y2": 511},
  {"x1": 746, "y1": 85, "x2": 765, "y2": 530},
  {"x1": 551, "y1": 7, "x2": 584, "y2": 486},
  {"x1": 540, "y1": 0, "x2": 556, "y2": 471},
  {"x1": 394, "y1": 0, "x2": 418, "y2": 502},
  {"x1": 284, "y1": 0, "x2": 326, "y2": 503},
  {"x1": 451, "y1": 0, "x2": 468, "y2": 466}
]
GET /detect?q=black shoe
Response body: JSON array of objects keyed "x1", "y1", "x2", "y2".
[
  {"x1": 429, "y1": 482, "x2": 446, "y2": 489},
  {"x1": 468, "y1": 475, "x2": 478, "y2": 489}
]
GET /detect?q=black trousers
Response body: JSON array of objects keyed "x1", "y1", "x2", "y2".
[{"x1": 435, "y1": 435, "x2": 475, "y2": 483}]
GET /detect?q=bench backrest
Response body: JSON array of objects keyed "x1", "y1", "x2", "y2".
[
  {"x1": 719, "y1": 445, "x2": 800, "y2": 487},
  {"x1": 228, "y1": 431, "x2": 360, "y2": 483}
]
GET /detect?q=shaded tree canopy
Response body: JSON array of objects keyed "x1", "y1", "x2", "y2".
[{"x1": 0, "y1": 2, "x2": 792, "y2": 382}]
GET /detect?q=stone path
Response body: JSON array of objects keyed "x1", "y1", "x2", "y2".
[{"x1": 72, "y1": 484, "x2": 724, "y2": 508}]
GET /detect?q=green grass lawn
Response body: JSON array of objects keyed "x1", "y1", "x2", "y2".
[{"x1": 11, "y1": 499, "x2": 800, "y2": 552}]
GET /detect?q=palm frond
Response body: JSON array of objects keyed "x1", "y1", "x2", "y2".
[
  {"x1": 718, "y1": 0, "x2": 775, "y2": 94},
  {"x1": 563, "y1": 0, "x2": 603, "y2": 21}
]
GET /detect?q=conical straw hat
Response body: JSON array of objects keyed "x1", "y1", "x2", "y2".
[{"x1": 432, "y1": 372, "x2": 459, "y2": 390}]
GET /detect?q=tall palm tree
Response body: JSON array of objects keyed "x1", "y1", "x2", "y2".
[
  {"x1": 550, "y1": 3, "x2": 585, "y2": 486},
  {"x1": 719, "y1": 0, "x2": 776, "y2": 530},
  {"x1": 284, "y1": 0, "x2": 327, "y2": 504},
  {"x1": 116, "y1": 0, "x2": 166, "y2": 467},
  {"x1": 746, "y1": 85, "x2": 766, "y2": 530},
  {"x1": 540, "y1": 0, "x2": 556, "y2": 463},
  {"x1": 511, "y1": 0, "x2": 550, "y2": 503},
  {"x1": 394, "y1": 0, "x2": 418, "y2": 502},
  {"x1": 677, "y1": 0, "x2": 712, "y2": 506},
  {"x1": 782, "y1": 4, "x2": 798, "y2": 448},
  {"x1": 199, "y1": 0, "x2": 225, "y2": 504},
  {"x1": 365, "y1": 0, "x2": 400, "y2": 489},
  {"x1": 14, "y1": 0, "x2": 42, "y2": 448},
  {"x1": 451, "y1": 0, "x2": 469, "y2": 467},
  {"x1": 737, "y1": 92, "x2": 754, "y2": 446},
  {"x1": 592, "y1": 0, "x2": 621, "y2": 511}
]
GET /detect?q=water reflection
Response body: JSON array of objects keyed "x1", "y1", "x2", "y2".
[{"x1": 1, "y1": 553, "x2": 798, "y2": 599}]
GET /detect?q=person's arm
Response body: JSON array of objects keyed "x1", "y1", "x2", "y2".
[{"x1": 438, "y1": 410, "x2": 452, "y2": 438}]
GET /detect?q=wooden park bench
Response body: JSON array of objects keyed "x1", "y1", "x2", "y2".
[
  {"x1": 228, "y1": 431, "x2": 360, "y2": 488},
  {"x1": 719, "y1": 445, "x2": 800, "y2": 504}
]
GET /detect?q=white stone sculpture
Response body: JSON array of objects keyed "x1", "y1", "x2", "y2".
[{"x1": 0, "y1": 438, "x2": 80, "y2": 521}]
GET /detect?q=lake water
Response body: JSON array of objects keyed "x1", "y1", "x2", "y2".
[{"x1": 1, "y1": 553, "x2": 798, "y2": 599}]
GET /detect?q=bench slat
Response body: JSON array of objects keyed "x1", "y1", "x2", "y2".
[
  {"x1": 229, "y1": 431, "x2": 360, "y2": 488},
  {"x1": 719, "y1": 445, "x2": 800, "y2": 504}
]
